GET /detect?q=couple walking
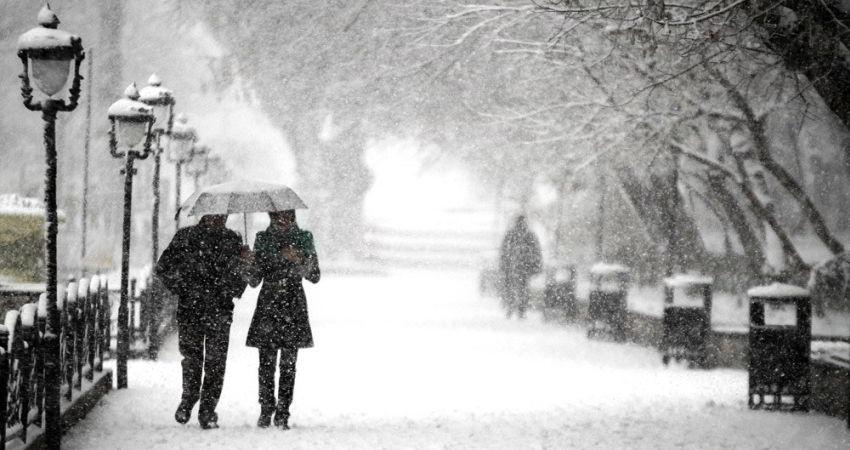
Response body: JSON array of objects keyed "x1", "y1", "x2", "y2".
[{"x1": 155, "y1": 209, "x2": 320, "y2": 430}]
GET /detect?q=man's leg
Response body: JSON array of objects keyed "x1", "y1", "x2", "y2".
[
  {"x1": 176, "y1": 320, "x2": 204, "y2": 423},
  {"x1": 198, "y1": 318, "x2": 231, "y2": 426},
  {"x1": 505, "y1": 279, "x2": 518, "y2": 318},
  {"x1": 518, "y1": 281, "x2": 530, "y2": 319},
  {"x1": 275, "y1": 348, "x2": 298, "y2": 428}
]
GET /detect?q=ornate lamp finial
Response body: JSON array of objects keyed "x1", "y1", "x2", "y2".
[
  {"x1": 37, "y1": 4, "x2": 60, "y2": 29},
  {"x1": 124, "y1": 82, "x2": 140, "y2": 100}
]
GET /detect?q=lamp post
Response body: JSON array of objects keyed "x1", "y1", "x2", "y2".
[
  {"x1": 184, "y1": 145, "x2": 211, "y2": 190},
  {"x1": 168, "y1": 113, "x2": 197, "y2": 230},
  {"x1": 17, "y1": 5, "x2": 84, "y2": 448},
  {"x1": 108, "y1": 83, "x2": 155, "y2": 389},
  {"x1": 139, "y1": 74, "x2": 174, "y2": 360},
  {"x1": 138, "y1": 74, "x2": 174, "y2": 271}
]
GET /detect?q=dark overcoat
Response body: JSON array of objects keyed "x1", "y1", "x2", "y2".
[
  {"x1": 499, "y1": 224, "x2": 543, "y2": 285},
  {"x1": 155, "y1": 224, "x2": 248, "y2": 325},
  {"x1": 246, "y1": 224, "x2": 320, "y2": 349}
]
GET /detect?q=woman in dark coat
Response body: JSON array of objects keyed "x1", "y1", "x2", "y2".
[{"x1": 246, "y1": 209, "x2": 320, "y2": 429}]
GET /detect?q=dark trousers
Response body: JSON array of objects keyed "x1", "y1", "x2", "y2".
[
  {"x1": 258, "y1": 348, "x2": 298, "y2": 416},
  {"x1": 504, "y1": 278, "x2": 530, "y2": 318},
  {"x1": 178, "y1": 317, "x2": 231, "y2": 418}
]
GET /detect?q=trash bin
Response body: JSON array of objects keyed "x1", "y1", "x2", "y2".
[
  {"x1": 586, "y1": 263, "x2": 629, "y2": 342},
  {"x1": 747, "y1": 283, "x2": 811, "y2": 411},
  {"x1": 661, "y1": 274, "x2": 713, "y2": 367},
  {"x1": 542, "y1": 265, "x2": 577, "y2": 321}
]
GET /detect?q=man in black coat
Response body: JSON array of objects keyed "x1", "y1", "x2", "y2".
[
  {"x1": 499, "y1": 215, "x2": 543, "y2": 319},
  {"x1": 155, "y1": 214, "x2": 251, "y2": 429},
  {"x1": 246, "y1": 210, "x2": 320, "y2": 429}
]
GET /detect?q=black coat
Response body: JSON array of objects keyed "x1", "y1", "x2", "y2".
[
  {"x1": 499, "y1": 224, "x2": 542, "y2": 283},
  {"x1": 245, "y1": 224, "x2": 320, "y2": 349},
  {"x1": 155, "y1": 224, "x2": 248, "y2": 324}
]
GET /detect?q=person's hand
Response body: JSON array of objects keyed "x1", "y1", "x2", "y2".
[
  {"x1": 281, "y1": 247, "x2": 303, "y2": 263},
  {"x1": 239, "y1": 245, "x2": 254, "y2": 264}
]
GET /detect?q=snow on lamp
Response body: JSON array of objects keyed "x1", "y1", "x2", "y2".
[
  {"x1": 17, "y1": 3, "x2": 84, "y2": 107},
  {"x1": 185, "y1": 145, "x2": 211, "y2": 177},
  {"x1": 169, "y1": 113, "x2": 198, "y2": 163},
  {"x1": 139, "y1": 73, "x2": 175, "y2": 135},
  {"x1": 108, "y1": 83, "x2": 155, "y2": 158}
]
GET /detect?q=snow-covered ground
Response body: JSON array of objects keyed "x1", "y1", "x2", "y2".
[{"x1": 64, "y1": 268, "x2": 849, "y2": 449}]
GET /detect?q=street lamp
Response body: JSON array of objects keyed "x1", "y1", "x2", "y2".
[
  {"x1": 139, "y1": 74, "x2": 174, "y2": 361},
  {"x1": 168, "y1": 113, "x2": 197, "y2": 229},
  {"x1": 16, "y1": 4, "x2": 84, "y2": 448},
  {"x1": 139, "y1": 75, "x2": 174, "y2": 271},
  {"x1": 108, "y1": 83, "x2": 155, "y2": 389},
  {"x1": 184, "y1": 145, "x2": 211, "y2": 190}
]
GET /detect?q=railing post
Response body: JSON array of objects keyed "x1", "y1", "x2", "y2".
[
  {"x1": 18, "y1": 304, "x2": 38, "y2": 444},
  {"x1": 103, "y1": 278, "x2": 111, "y2": 363},
  {"x1": 86, "y1": 278, "x2": 97, "y2": 380},
  {"x1": 0, "y1": 325, "x2": 9, "y2": 446},
  {"x1": 42, "y1": 332, "x2": 60, "y2": 449},
  {"x1": 147, "y1": 278, "x2": 160, "y2": 360},
  {"x1": 75, "y1": 280, "x2": 87, "y2": 390},
  {"x1": 65, "y1": 282, "x2": 77, "y2": 401},
  {"x1": 35, "y1": 294, "x2": 47, "y2": 427},
  {"x1": 96, "y1": 276, "x2": 106, "y2": 372}
]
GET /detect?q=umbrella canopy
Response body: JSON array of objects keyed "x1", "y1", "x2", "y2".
[{"x1": 181, "y1": 180, "x2": 308, "y2": 216}]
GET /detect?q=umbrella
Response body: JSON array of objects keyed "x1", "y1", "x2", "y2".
[{"x1": 179, "y1": 180, "x2": 308, "y2": 241}]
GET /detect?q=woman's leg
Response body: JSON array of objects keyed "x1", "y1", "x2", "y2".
[
  {"x1": 275, "y1": 348, "x2": 298, "y2": 425},
  {"x1": 258, "y1": 348, "x2": 278, "y2": 410}
]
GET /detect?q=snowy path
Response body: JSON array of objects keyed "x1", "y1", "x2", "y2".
[{"x1": 65, "y1": 269, "x2": 848, "y2": 449}]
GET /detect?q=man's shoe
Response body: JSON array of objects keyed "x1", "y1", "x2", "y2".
[
  {"x1": 199, "y1": 412, "x2": 219, "y2": 430},
  {"x1": 257, "y1": 407, "x2": 274, "y2": 428},
  {"x1": 174, "y1": 402, "x2": 192, "y2": 425}
]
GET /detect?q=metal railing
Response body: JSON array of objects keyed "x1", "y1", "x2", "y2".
[
  {"x1": 0, "y1": 270, "x2": 181, "y2": 446},
  {"x1": 0, "y1": 275, "x2": 111, "y2": 446}
]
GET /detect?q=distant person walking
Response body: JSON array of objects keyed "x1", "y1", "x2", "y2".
[
  {"x1": 498, "y1": 215, "x2": 542, "y2": 319},
  {"x1": 246, "y1": 210, "x2": 320, "y2": 429},
  {"x1": 155, "y1": 214, "x2": 252, "y2": 429}
]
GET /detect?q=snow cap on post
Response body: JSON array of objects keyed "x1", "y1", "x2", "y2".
[
  {"x1": 89, "y1": 276, "x2": 100, "y2": 293},
  {"x1": 20, "y1": 303, "x2": 38, "y2": 328},
  {"x1": 4, "y1": 310, "x2": 20, "y2": 352},
  {"x1": 77, "y1": 277, "x2": 89, "y2": 299},
  {"x1": 590, "y1": 262, "x2": 629, "y2": 276},
  {"x1": 747, "y1": 283, "x2": 809, "y2": 300},
  {"x1": 56, "y1": 282, "x2": 66, "y2": 311},
  {"x1": 38, "y1": 293, "x2": 48, "y2": 318},
  {"x1": 66, "y1": 281, "x2": 78, "y2": 305},
  {"x1": 664, "y1": 273, "x2": 713, "y2": 288}
]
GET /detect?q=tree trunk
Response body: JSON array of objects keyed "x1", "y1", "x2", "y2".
[
  {"x1": 710, "y1": 66, "x2": 845, "y2": 255},
  {"x1": 731, "y1": 154, "x2": 809, "y2": 274},
  {"x1": 706, "y1": 172, "x2": 765, "y2": 274},
  {"x1": 616, "y1": 167, "x2": 708, "y2": 272}
]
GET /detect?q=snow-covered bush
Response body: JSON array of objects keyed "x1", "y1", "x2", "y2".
[{"x1": 808, "y1": 253, "x2": 850, "y2": 313}]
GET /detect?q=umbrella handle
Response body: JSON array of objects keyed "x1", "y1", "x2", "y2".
[{"x1": 243, "y1": 213, "x2": 248, "y2": 245}]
